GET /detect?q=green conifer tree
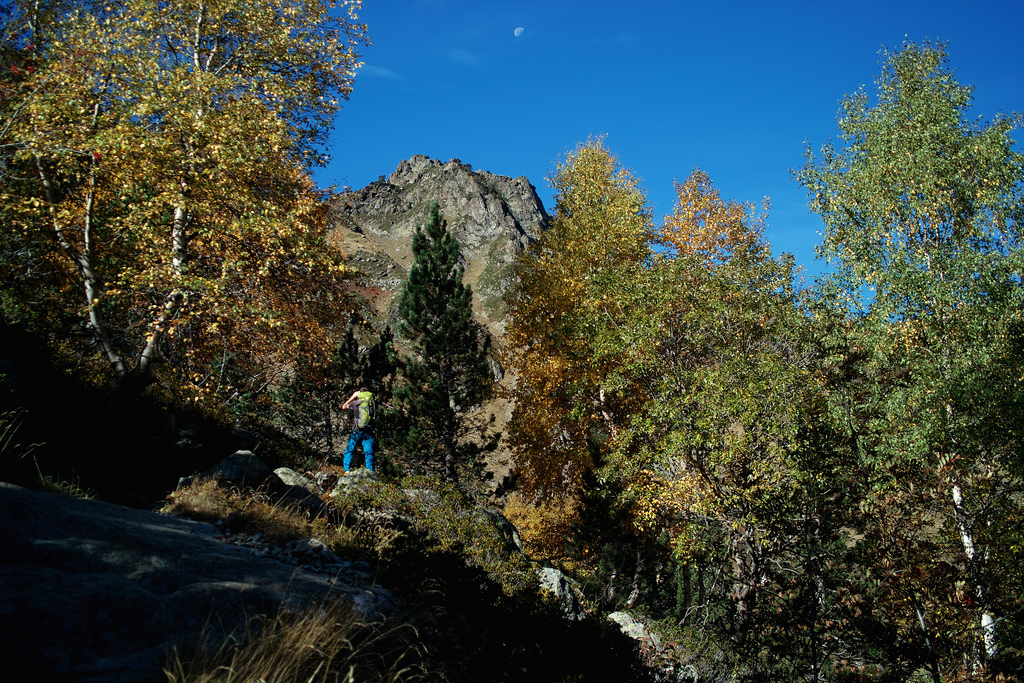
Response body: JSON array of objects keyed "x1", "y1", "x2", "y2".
[
  {"x1": 395, "y1": 201, "x2": 493, "y2": 483},
  {"x1": 273, "y1": 320, "x2": 397, "y2": 459},
  {"x1": 360, "y1": 326, "x2": 397, "y2": 397}
]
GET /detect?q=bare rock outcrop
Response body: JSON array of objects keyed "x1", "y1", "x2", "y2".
[
  {"x1": 0, "y1": 482, "x2": 392, "y2": 682},
  {"x1": 538, "y1": 566, "x2": 585, "y2": 621}
]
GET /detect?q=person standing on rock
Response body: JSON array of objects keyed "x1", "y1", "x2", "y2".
[{"x1": 341, "y1": 387, "x2": 375, "y2": 475}]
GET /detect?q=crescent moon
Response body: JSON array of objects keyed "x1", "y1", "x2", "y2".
[{"x1": 514, "y1": 27, "x2": 524, "y2": 37}]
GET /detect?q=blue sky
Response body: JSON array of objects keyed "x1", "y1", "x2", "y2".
[{"x1": 315, "y1": 0, "x2": 1024, "y2": 280}]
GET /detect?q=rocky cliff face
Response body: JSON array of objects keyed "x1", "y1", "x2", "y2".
[{"x1": 329, "y1": 155, "x2": 549, "y2": 334}]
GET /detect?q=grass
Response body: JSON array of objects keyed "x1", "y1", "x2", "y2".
[
  {"x1": 162, "y1": 479, "x2": 233, "y2": 522},
  {"x1": 163, "y1": 478, "x2": 340, "y2": 544},
  {"x1": 36, "y1": 473, "x2": 95, "y2": 499},
  {"x1": 1, "y1": 408, "x2": 41, "y2": 479},
  {"x1": 164, "y1": 600, "x2": 433, "y2": 683}
]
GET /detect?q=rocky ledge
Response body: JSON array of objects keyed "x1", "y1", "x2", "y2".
[{"x1": 0, "y1": 482, "x2": 393, "y2": 683}]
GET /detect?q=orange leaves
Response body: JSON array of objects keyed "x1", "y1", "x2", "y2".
[{"x1": 658, "y1": 168, "x2": 768, "y2": 266}]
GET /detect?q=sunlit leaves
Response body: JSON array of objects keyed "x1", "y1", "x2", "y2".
[
  {"x1": 1, "y1": 0, "x2": 367, "y2": 398},
  {"x1": 800, "y1": 40, "x2": 1024, "y2": 670},
  {"x1": 658, "y1": 168, "x2": 768, "y2": 266},
  {"x1": 505, "y1": 138, "x2": 653, "y2": 501}
]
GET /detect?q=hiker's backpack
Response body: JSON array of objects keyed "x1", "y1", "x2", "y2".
[{"x1": 355, "y1": 391, "x2": 375, "y2": 429}]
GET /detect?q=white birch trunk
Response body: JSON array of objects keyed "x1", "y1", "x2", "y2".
[
  {"x1": 134, "y1": 205, "x2": 189, "y2": 382},
  {"x1": 951, "y1": 483, "x2": 997, "y2": 660},
  {"x1": 35, "y1": 155, "x2": 128, "y2": 380}
]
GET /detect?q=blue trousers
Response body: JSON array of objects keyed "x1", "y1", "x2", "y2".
[{"x1": 343, "y1": 429, "x2": 374, "y2": 472}]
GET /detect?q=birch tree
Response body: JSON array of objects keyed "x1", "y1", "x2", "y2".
[
  {"x1": 505, "y1": 138, "x2": 653, "y2": 502},
  {"x1": 1, "y1": 0, "x2": 367, "y2": 396},
  {"x1": 798, "y1": 41, "x2": 1024, "y2": 674}
]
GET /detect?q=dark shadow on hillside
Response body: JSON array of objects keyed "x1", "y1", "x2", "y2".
[
  {"x1": 0, "y1": 323, "x2": 266, "y2": 506},
  {"x1": 371, "y1": 531, "x2": 653, "y2": 682}
]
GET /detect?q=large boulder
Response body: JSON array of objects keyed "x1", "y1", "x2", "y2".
[
  {"x1": 608, "y1": 611, "x2": 663, "y2": 652},
  {"x1": 327, "y1": 467, "x2": 380, "y2": 494},
  {"x1": 0, "y1": 482, "x2": 393, "y2": 682},
  {"x1": 177, "y1": 449, "x2": 274, "y2": 491},
  {"x1": 274, "y1": 467, "x2": 323, "y2": 495},
  {"x1": 272, "y1": 466, "x2": 330, "y2": 518}
]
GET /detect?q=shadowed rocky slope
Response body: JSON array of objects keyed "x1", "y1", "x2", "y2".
[{"x1": 0, "y1": 481, "x2": 393, "y2": 682}]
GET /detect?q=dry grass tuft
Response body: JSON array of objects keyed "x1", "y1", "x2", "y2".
[
  {"x1": 163, "y1": 479, "x2": 312, "y2": 543},
  {"x1": 163, "y1": 479, "x2": 232, "y2": 523},
  {"x1": 232, "y1": 493, "x2": 311, "y2": 544},
  {"x1": 164, "y1": 600, "x2": 434, "y2": 683}
]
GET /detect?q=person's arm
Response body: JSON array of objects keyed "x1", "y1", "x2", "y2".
[{"x1": 342, "y1": 391, "x2": 361, "y2": 409}]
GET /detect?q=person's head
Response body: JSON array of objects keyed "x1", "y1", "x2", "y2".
[{"x1": 359, "y1": 387, "x2": 367, "y2": 393}]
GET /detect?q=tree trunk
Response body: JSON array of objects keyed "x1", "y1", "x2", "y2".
[
  {"x1": 678, "y1": 562, "x2": 692, "y2": 624},
  {"x1": 913, "y1": 594, "x2": 943, "y2": 683},
  {"x1": 946, "y1": 404, "x2": 998, "y2": 663},
  {"x1": 128, "y1": 204, "x2": 190, "y2": 391},
  {"x1": 951, "y1": 483, "x2": 997, "y2": 661},
  {"x1": 626, "y1": 549, "x2": 644, "y2": 607},
  {"x1": 36, "y1": 157, "x2": 128, "y2": 380},
  {"x1": 325, "y1": 405, "x2": 334, "y2": 456},
  {"x1": 729, "y1": 531, "x2": 759, "y2": 645}
]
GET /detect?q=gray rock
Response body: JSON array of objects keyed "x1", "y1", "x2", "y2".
[
  {"x1": 327, "y1": 468, "x2": 379, "y2": 496},
  {"x1": 178, "y1": 450, "x2": 274, "y2": 491},
  {"x1": 315, "y1": 471, "x2": 339, "y2": 491},
  {"x1": 272, "y1": 466, "x2": 328, "y2": 520},
  {"x1": 537, "y1": 566, "x2": 585, "y2": 621},
  {"x1": 274, "y1": 467, "x2": 324, "y2": 495},
  {"x1": 479, "y1": 508, "x2": 523, "y2": 554},
  {"x1": 276, "y1": 483, "x2": 330, "y2": 518},
  {"x1": 608, "y1": 611, "x2": 663, "y2": 652},
  {"x1": 0, "y1": 482, "x2": 393, "y2": 682}
]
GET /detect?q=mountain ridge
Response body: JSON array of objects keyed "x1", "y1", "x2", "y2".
[{"x1": 328, "y1": 155, "x2": 550, "y2": 335}]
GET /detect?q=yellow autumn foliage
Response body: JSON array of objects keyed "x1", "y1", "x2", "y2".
[{"x1": 1, "y1": 0, "x2": 368, "y2": 397}]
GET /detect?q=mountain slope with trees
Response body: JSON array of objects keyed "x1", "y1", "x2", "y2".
[
  {"x1": 2, "y1": 7, "x2": 1021, "y2": 680},
  {"x1": 330, "y1": 154, "x2": 549, "y2": 335},
  {"x1": 503, "y1": 43, "x2": 1023, "y2": 681}
]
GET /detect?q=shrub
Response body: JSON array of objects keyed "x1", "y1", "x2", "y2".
[{"x1": 503, "y1": 491, "x2": 582, "y2": 564}]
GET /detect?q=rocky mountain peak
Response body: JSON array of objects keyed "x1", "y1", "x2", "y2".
[
  {"x1": 387, "y1": 154, "x2": 447, "y2": 185},
  {"x1": 329, "y1": 156, "x2": 550, "y2": 334}
]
